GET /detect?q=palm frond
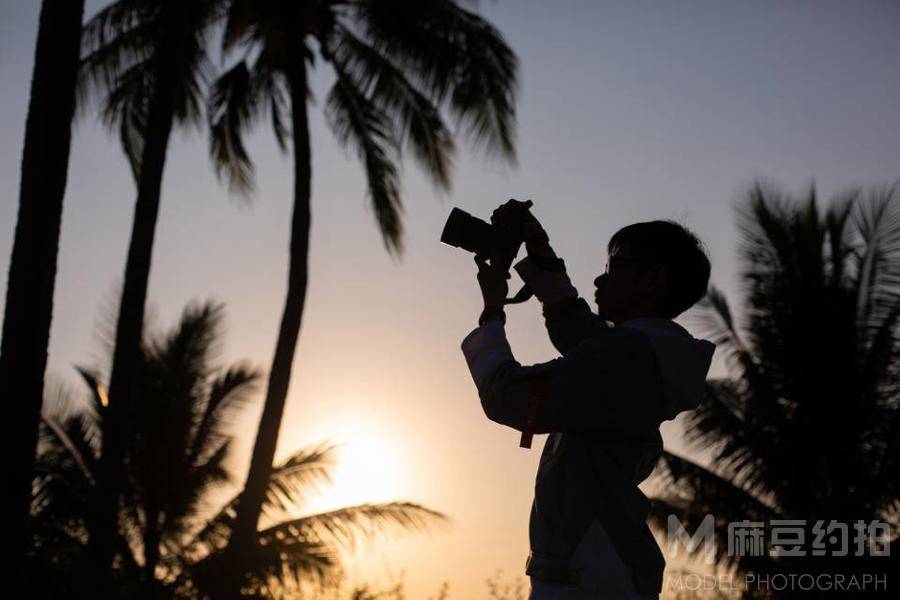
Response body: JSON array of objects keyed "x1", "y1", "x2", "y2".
[
  {"x1": 188, "y1": 363, "x2": 261, "y2": 466},
  {"x1": 188, "y1": 537, "x2": 338, "y2": 598},
  {"x1": 823, "y1": 190, "x2": 858, "y2": 289},
  {"x1": 97, "y1": 55, "x2": 154, "y2": 179},
  {"x1": 854, "y1": 184, "x2": 900, "y2": 346},
  {"x1": 262, "y1": 501, "x2": 449, "y2": 553},
  {"x1": 252, "y1": 538, "x2": 338, "y2": 594},
  {"x1": 187, "y1": 442, "x2": 339, "y2": 557},
  {"x1": 685, "y1": 381, "x2": 750, "y2": 467},
  {"x1": 263, "y1": 442, "x2": 338, "y2": 518},
  {"x1": 39, "y1": 415, "x2": 96, "y2": 486},
  {"x1": 152, "y1": 300, "x2": 225, "y2": 370},
  {"x1": 737, "y1": 183, "x2": 794, "y2": 279},
  {"x1": 652, "y1": 451, "x2": 780, "y2": 535},
  {"x1": 32, "y1": 399, "x2": 99, "y2": 544},
  {"x1": 80, "y1": 0, "x2": 222, "y2": 177},
  {"x1": 208, "y1": 60, "x2": 266, "y2": 194},
  {"x1": 325, "y1": 67, "x2": 404, "y2": 253},
  {"x1": 184, "y1": 442, "x2": 338, "y2": 556},
  {"x1": 327, "y1": 25, "x2": 455, "y2": 190},
  {"x1": 691, "y1": 289, "x2": 788, "y2": 445},
  {"x1": 355, "y1": 0, "x2": 518, "y2": 161},
  {"x1": 692, "y1": 286, "x2": 750, "y2": 370},
  {"x1": 78, "y1": 8, "x2": 156, "y2": 115},
  {"x1": 80, "y1": 0, "x2": 151, "y2": 54},
  {"x1": 168, "y1": 440, "x2": 232, "y2": 540}
]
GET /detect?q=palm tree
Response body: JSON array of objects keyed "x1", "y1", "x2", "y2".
[
  {"x1": 206, "y1": 2, "x2": 518, "y2": 582},
  {"x1": 0, "y1": 0, "x2": 84, "y2": 585},
  {"x1": 78, "y1": 0, "x2": 230, "y2": 573},
  {"x1": 650, "y1": 183, "x2": 900, "y2": 595},
  {"x1": 31, "y1": 300, "x2": 446, "y2": 598}
]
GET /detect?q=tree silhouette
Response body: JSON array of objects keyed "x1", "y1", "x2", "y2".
[
  {"x1": 30, "y1": 301, "x2": 446, "y2": 598},
  {"x1": 205, "y1": 2, "x2": 518, "y2": 589},
  {"x1": 650, "y1": 183, "x2": 900, "y2": 593},
  {"x1": 78, "y1": 0, "x2": 229, "y2": 575},
  {"x1": 0, "y1": 1, "x2": 84, "y2": 588}
]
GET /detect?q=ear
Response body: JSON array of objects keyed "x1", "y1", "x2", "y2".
[{"x1": 637, "y1": 265, "x2": 667, "y2": 306}]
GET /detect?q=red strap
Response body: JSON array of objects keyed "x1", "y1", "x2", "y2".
[{"x1": 520, "y1": 377, "x2": 548, "y2": 449}]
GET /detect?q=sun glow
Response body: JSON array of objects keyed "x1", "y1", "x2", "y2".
[{"x1": 305, "y1": 417, "x2": 408, "y2": 513}]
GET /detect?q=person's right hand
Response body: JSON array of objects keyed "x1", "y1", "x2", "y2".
[{"x1": 491, "y1": 199, "x2": 555, "y2": 258}]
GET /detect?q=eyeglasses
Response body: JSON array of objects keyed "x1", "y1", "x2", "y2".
[{"x1": 604, "y1": 254, "x2": 645, "y2": 274}]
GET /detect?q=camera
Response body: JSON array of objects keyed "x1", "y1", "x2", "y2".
[
  {"x1": 440, "y1": 200, "x2": 535, "y2": 261},
  {"x1": 440, "y1": 201, "x2": 535, "y2": 304}
]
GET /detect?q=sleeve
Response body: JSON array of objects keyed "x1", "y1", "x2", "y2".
[
  {"x1": 460, "y1": 321, "x2": 561, "y2": 436},
  {"x1": 513, "y1": 256, "x2": 610, "y2": 355},
  {"x1": 461, "y1": 323, "x2": 665, "y2": 441}
]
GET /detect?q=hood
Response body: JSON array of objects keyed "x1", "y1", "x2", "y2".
[{"x1": 620, "y1": 318, "x2": 715, "y2": 421}]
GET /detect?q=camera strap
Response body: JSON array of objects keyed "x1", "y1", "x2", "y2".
[
  {"x1": 504, "y1": 255, "x2": 565, "y2": 304},
  {"x1": 505, "y1": 284, "x2": 534, "y2": 305}
]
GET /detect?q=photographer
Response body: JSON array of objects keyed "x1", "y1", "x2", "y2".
[{"x1": 461, "y1": 200, "x2": 715, "y2": 599}]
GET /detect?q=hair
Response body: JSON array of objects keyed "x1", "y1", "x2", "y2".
[{"x1": 607, "y1": 220, "x2": 711, "y2": 318}]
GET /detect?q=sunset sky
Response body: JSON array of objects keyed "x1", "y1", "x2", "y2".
[{"x1": 2, "y1": 0, "x2": 899, "y2": 597}]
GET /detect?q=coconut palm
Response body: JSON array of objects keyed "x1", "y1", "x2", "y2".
[
  {"x1": 77, "y1": 0, "x2": 233, "y2": 573},
  {"x1": 0, "y1": 0, "x2": 84, "y2": 584},
  {"x1": 206, "y1": 2, "x2": 518, "y2": 580},
  {"x1": 30, "y1": 300, "x2": 446, "y2": 598},
  {"x1": 650, "y1": 183, "x2": 900, "y2": 594}
]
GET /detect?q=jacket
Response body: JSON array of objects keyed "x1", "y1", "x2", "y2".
[{"x1": 461, "y1": 256, "x2": 715, "y2": 595}]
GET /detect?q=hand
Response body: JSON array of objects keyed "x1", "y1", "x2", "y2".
[
  {"x1": 474, "y1": 251, "x2": 509, "y2": 309},
  {"x1": 491, "y1": 199, "x2": 555, "y2": 259}
]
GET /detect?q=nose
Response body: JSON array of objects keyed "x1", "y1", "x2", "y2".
[{"x1": 594, "y1": 273, "x2": 607, "y2": 288}]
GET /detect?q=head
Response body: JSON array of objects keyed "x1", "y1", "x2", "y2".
[{"x1": 593, "y1": 221, "x2": 710, "y2": 325}]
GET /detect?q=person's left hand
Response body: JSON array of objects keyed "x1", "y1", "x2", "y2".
[{"x1": 474, "y1": 251, "x2": 509, "y2": 309}]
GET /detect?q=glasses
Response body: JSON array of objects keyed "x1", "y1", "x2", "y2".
[{"x1": 604, "y1": 254, "x2": 645, "y2": 274}]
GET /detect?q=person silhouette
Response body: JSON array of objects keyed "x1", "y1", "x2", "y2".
[{"x1": 462, "y1": 200, "x2": 715, "y2": 599}]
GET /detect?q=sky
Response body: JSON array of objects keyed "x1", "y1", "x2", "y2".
[{"x1": 2, "y1": 0, "x2": 899, "y2": 597}]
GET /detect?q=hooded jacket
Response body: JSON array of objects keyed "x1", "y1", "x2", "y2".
[{"x1": 461, "y1": 256, "x2": 715, "y2": 596}]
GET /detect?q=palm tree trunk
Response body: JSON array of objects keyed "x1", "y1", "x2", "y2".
[
  {"x1": 90, "y1": 11, "x2": 184, "y2": 581},
  {"x1": 0, "y1": 0, "x2": 84, "y2": 589},
  {"x1": 224, "y1": 60, "x2": 312, "y2": 590}
]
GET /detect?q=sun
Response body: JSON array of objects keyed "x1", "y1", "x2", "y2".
[{"x1": 305, "y1": 418, "x2": 407, "y2": 513}]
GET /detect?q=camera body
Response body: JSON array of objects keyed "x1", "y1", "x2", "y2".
[
  {"x1": 440, "y1": 202, "x2": 537, "y2": 304},
  {"x1": 440, "y1": 204, "x2": 532, "y2": 270}
]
